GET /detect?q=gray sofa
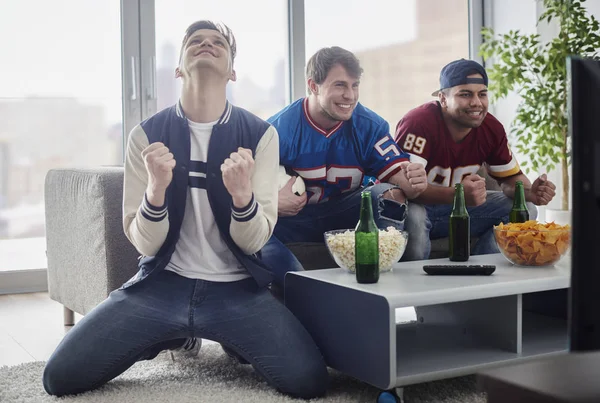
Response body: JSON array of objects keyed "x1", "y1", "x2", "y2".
[
  {"x1": 45, "y1": 168, "x2": 139, "y2": 324},
  {"x1": 44, "y1": 167, "x2": 499, "y2": 324}
]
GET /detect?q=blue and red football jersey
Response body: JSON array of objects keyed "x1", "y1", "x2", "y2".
[{"x1": 268, "y1": 98, "x2": 408, "y2": 204}]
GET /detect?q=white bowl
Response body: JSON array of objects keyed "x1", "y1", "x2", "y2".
[{"x1": 324, "y1": 228, "x2": 408, "y2": 273}]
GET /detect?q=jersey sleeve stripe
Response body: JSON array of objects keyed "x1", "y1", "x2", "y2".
[
  {"x1": 487, "y1": 158, "x2": 520, "y2": 177},
  {"x1": 488, "y1": 165, "x2": 522, "y2": 178},
  {"x1": 377, "y1": 161, "x2": 404, "y2": 182},
  {"x1": 487, "y1": 157, "x2": 518, "y2": 172}
]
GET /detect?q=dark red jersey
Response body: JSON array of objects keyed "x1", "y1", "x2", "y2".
[{"x1": 395, "y1": 101, "x2": 521, "y2": 187}]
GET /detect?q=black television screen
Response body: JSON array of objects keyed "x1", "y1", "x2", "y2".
[{"x1": 569, "y1": 56, "x2": 600, "y2": 351}]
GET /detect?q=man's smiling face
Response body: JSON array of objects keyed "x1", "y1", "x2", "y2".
[
  {"x1": 311, "y1": 63, "x2": 359, "y2": 124},
  {"x1": 178, "y1": 28, "x2": 234, "y2": 79},
  {"x1": 440, "y1": 73, "x2": 488, "y2": 129}
]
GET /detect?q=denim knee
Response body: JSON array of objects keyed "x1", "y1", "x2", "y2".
[
  {"x1": 367, "y1": 183, "x2": 407, "y2": 230},
  {"x1": 486, "y1": 190, "x2": 515, "y2": 223},
  {"x1": 260, "y1": 236, "x2": 304, "y2": 287},
  {"x1": 42, "y1": 362, "x2": 58, "y2": 396},
  {"x1": 43, "y1": 359, "x2": 73, "y2": 397},
  {"x1": 277, "y1": 356, "x2": 329, "y2": 399}
]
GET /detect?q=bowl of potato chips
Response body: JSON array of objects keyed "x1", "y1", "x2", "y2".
[{"x1": 493, "y1": 220, "x2": 571, "y2": 266}]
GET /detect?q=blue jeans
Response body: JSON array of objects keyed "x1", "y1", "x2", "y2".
[
  {"x1": 402, "y1": 190, "x2": 538, "y2": 261},
  {"x1": 43, "y1": 270, "x2": 328, "y2": 398},
  {"x1": 262, "y1": 183, "x2": 407, "y2": 286}
]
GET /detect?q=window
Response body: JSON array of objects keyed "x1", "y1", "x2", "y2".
[
  {"x1": 304, "y1": 0, "x2": 470, "y2": 129},
  {"x1": 154, "y1": 0, "x2": 288, "y2": 120},
  {"x1": 0, "y1": 1, "x2": 123, "y2": 270},
  {"x1": 0, "y1": 0, "x2": 479, "y2": 287}
]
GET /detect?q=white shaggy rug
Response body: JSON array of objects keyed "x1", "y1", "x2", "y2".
[{"x1": 0, "y1": 344, "x2": 486, "y2": 403}]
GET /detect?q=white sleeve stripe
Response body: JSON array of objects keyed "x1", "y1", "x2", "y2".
[
  {"x1": 232, "y1": 200, "x2": 258, "y2": 219},
  {"x1": 142, "y1": 199, "x2": 167, "y2": 218},
  {"x1": 141, "y1": 208, "x2": 166, "y2": 219},
  {"x1": 142, "y1": 197, "x2": 166, "y2": 214},
  {"x1": 142, "y1": 193, "x2": 167, "y2": 213},
  {"x1": 377, "y1": 162, "x2": 403, "y2": 180},
  {"x1": 487, "y1": 157, "x2": 518, "y2": 172},
  {"x1": 139, "y1": 206, "x2": 167, "y2": 222}
]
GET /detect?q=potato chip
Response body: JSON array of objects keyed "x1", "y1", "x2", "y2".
[{"x1": 494, "y1": 220, "x2": 571, "y2": 266}]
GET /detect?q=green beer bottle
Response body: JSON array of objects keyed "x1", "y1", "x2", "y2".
[
  {"x1": 449, "y1": 183, "x2": 470, "y2": 262},
  {"x1": 355, "y1": 191, "x2": 379, "y2": 283},
  {"x1": 509, "y1": 181, "x2": 529, "y2": 223}
]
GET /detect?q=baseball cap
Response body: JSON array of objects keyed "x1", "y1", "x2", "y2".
[{"x1": 432, "y1": 59, "x2": 488, "y2": 96}]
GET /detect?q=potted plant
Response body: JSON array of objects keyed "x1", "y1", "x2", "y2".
[{"x1": 479, "y1": 0, "x2": 600, "y2": 222}]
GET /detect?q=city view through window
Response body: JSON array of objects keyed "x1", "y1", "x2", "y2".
[
  {"x1": 0, "y1": 1, "x2": 123, "y2": 270},
  {"x1": 0, "y1": 0, "x2": 468, "y2": 270}
]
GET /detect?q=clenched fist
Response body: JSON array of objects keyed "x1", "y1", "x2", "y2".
[
  {"x1": 221, "y1": 147, "x2": 254, "y2": 207},
  {"x1": 400, "y1": 161, "x2": 427, "y2": 194},
  {"x1": 142, "y1": 142, "x2": 176, "y2": 191},
  {"x1": 462, "y1": 174, "x2": 487, "y2": 206},
  {"x1": 392, "y1": 161, "x2": 427, "y2": 199},
  {"x1": 529, "y1": 174, "x2": 556, "y2": 206}
]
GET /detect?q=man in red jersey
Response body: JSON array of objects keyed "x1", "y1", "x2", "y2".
[{"x1": 395, "y1": 59, "x2": 557, "y2": 260}]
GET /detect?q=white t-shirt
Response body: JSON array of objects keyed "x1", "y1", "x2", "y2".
[{"x1": 165, "y1": 119, "x2": 249, "y2": 281}]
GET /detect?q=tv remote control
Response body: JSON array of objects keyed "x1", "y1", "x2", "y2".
[{"x1": 423, "y1": 264, "x2": 496, "y2": 276}]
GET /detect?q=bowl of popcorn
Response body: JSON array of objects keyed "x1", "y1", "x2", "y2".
[
  {"x1": 324, "y1": 227, "x2": 409, "y2": 273},
  {"x1": 493, "y1": 220, "x2": 571, "y2": 266}
]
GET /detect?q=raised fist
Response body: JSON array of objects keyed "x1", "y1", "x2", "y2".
[
  {"x1": 529, "y1": 174, "x2": 556, "y2": 206},
  {"x1": 142, "y1": 142, "x2": 176, "y2": 190},
  {"x1": 221, "y1": 147, "x2": 254, "y2": 204}
]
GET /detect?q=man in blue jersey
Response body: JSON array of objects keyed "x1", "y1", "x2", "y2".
[{"x1": 262, "y1": 46, "x2": 428, "y2": 286}]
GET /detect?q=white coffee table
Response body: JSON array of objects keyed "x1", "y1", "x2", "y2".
[{"x1": 285, "y1": 253, "x2": 570, "y2": 394}]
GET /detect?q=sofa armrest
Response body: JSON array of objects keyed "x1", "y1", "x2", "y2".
[{"x1": 45, "y1": 167, "x2": 139, "y2": 315}]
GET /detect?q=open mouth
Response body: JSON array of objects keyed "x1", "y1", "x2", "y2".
[{"x1": 337, "y1": 103, "x2": 353, "y2": 110}]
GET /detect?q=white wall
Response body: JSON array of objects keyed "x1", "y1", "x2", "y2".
[
  {"x1": 587, "y1": 1, "x2": 600, "y2": 21},
  {"x1": 487, "y1": 0, "x2": 537, "y2": 131},
  {"x1": 486, "y1": 0, "x2": 544, "y2": 216},
  {"x1": 486, "y1": 0, "x2": 600, "y2": 218}
]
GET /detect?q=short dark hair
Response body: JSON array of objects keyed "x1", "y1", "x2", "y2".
[
  {"x1": 305, "y1": 46, "x2": 363, "y2": 90},
  {"x1": 178, "y1": 20, "x2": 237, "y2": 66}
]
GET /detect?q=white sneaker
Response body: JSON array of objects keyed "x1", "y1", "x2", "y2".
[{"x1": 169, "y1": 337, "x2": 202, "y2": 361}]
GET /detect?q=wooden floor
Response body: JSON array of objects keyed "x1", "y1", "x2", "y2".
[{"x1": 0, "y1": 292, "x2": 79, "y2": 367}]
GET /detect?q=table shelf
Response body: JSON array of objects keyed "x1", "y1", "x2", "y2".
[{"x1": 285, "y1": 255, "x2": 570, "y2": 391}]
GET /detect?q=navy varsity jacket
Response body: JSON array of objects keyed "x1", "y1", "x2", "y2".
[{"x1": 122, "y1": 101, "x2": 275, "y2": 289}]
